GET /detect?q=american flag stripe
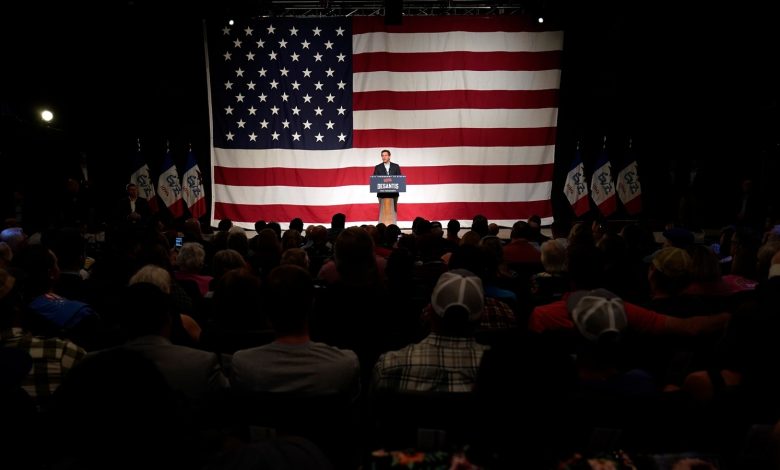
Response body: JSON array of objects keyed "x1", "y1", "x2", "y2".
[
  {"x1": 353, "y1": 128, "x2": 555, "y2": 148},
  {"x1": 215, "y1": 164, "x2": 555, "y2": 187},
  {"x1": 355, "y1": 108, "x2": 557, "y2": 130},
  {"x1": 354, "y1": 70, "x2": 560, "y2": 92},
  {"x1": 214, "y1": 146, "x2": 554, "y2": 169},
  {"x1": 207, "y1": 16, "x2": 562, "y2": 228},
  {"x1": 215, "y1": 182, "x2": 551, "y2": 206},
  {"x1": 353, "y1": 90, "x2": 559, "y2": 110},
  {"x1": 216, "y1": 200, "x2": 552, "y2": 226},
  {"x1": 353, "y1": 51, "x2": 562, "y2": 73}
]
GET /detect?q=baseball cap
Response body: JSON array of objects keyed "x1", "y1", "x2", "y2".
[
  {"x1": 567, "y1": 288, "x2": 627, "y2": 342},
  {"x1": 431, "y1": 269, "x2": 484, "y2": 321},
  {"x1": 652, "y1": 247, "x2": 692, "y2": 279}
]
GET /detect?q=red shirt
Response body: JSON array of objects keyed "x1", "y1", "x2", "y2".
[{"x1": 528, "y1": 293, "x2": 667, "y2": 335}]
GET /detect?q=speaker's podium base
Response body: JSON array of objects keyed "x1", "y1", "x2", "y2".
[{"x1": 379, "y1": 198, "x2": 397, "y2": 225}]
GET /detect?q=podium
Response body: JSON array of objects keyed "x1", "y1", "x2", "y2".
[{"x1": 370, "y1": 175, "x2": 406, "y2": 225}]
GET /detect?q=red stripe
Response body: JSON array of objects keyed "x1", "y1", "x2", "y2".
[
  {"x1": 353, "y1": 51, "x2": 561, "y2": 73},
  {"x1": 189, "y1": 198, "x2": 207, "y2": 219},
  {"x1": 352, "y1": 16, "x2": 549, "y2": 34},
  {"x1": 215, "y1": 200, "x2": 552, "y2": 226},
  {"x1": 572, "y1": 197, "x2": 590, "y2": 217},
  {"x1": 353, "y1": 90, "x2": 559, "y2": 110},
  {"x1": 215, "y1": 164, "x2": 554, "y2": 187},
  {"x1": 596, "y1": 195, "x2": 617, "y2": 217},
  {"x1": 623, "y1": 197, "x2": 642, "y2": 215},
  {"x1": 167, "y1": 198, "x2": 185, "y2": 218},
  {"x1": 354, "y1": 127, "x2": 556, "y2": 148}
]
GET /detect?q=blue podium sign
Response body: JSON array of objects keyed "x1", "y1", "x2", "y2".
[{"x1": 370, "y1": 175, "x2": 407, "y2": 193}]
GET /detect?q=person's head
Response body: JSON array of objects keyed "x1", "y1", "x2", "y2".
[
  {"x1": 129, "y1": 264, "x2": 172, "y2": 294},
  {"x1": 649, "y1": 247, "x2": 693, "y2": 295},
  {"x1": 217, "y1": 219, "x2": 233, "y2": 232},
  {"x1": 381, "y1": 149, "x2": 391, "y2": 164},
  {"x1": 211, "y1": 249, "x2": 247, "y2": 280},
  {"x1": 540, "y1": 239, "x2": 567, "y2": 274},
  {"x1": 447, "y1": 219, "x2": 461, "y2": 236},
  {"x1": 567, "y1": 289, "x2": 628, "y2": 366},
  {"x1": 330, "y1": 213, "x2": 346, "y2": 231},
  {"x1": 120, "y1": 283, "x2": 174, "y2": 338},
  {"x1": 471, "y1": 215, "x2": 489, "y2": 237},
  {"x1": 511, "y1": 220, "x2": 533, "y2": 240},
  {"x1": 182, "y1": 218, "x2": 203, "y2": 239},
  {"x1": 176, "y1": 242, "x2": 206, "y2": 273},
  {"x1": 280, "y1": 247, "x2": 310, "y2": 269},
  {"x1": 289, "y1": 217, "x2": 304, "y2": 233},
  {"x1": 567, "y1": 288, "x2": 627, "y2": 343},
  {"x1": 334, "y1": 227, "x2": 378, "y2": 286},
  {"x1": 267, "y1": 264, "x2": 314, "y2": 335},
  {"x1": 126, "y1": 183, "x2": 138, "y2": 199},
  {"x1": 430, "y1": 269, "x2": 484, "y2": 336}
]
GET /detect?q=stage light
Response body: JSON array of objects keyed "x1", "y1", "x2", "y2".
[
  {"x1": 40, "y1": 110, "x2": 54, "y2": 122},
  {"x1": 538, "y1": 16, "x2": 544, "y2": 24}
]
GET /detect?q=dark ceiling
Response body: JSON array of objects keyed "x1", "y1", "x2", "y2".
[{"x1": 0, "y1": 0, "x2": 777, "y2": 212}]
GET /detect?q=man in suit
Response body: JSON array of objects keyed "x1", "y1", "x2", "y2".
[
  {"x1": 118, "y1": 183, "x2": 151, "y2": 227},
  {"x1": 372, "y1": 149, "x2": 402, "y2": 221}
]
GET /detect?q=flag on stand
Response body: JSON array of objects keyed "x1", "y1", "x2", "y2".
[
  {"x1": 182, "y1": 150, "x2": 206, "y2": 219},
  {"x1": 157, "y1": 149, "x2": 185, "y2": 218},
  {"x1": 590, "y1": 146, "x2": 617, "y2": 217},
  {"x1": 563, "y1": 148, "x2": 589, "y2": 217},
  {"x1": 206, "y1": 16, "x2": 563, "y2": 228},
  {"x1": 130, "y1": 145, "x2": 158, "y2": 212},
  {"x1": 616, "y1": 143, "x2": 642, "y2": 215}
]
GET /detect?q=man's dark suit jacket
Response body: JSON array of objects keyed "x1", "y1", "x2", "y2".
[
  {"x1": 118, "y1": 197, "x2": 151, "y2": 225},
  {"x1": 373, "y1": 162, "x2": 402, "y2": 199},
  {"x1": 373, "y1": 162, "x2": 402, "y2": 176}
]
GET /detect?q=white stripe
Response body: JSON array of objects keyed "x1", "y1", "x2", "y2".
[
  {"x1": 354, "y1": 70, "x2": 561, "y2": 92},
  {"x1": 354, "y1": 108, "x2": 558, "y2": 130},
  {"x1": 213, "y1": 146, "x2": 556, "y2": 169},
  {"x1": 214, "y1": 181, "x2": 552, "y2": 206},
  {"x1": 353, "y1": 31, "x2": 564, "y2": 54}
]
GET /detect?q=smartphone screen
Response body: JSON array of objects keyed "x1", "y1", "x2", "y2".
[{"x1": 175, "y1": 237, "x2": 183, "y2": 248}]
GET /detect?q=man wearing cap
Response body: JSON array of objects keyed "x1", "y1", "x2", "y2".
[
  {"x1": 528, "y1": 288, "x2": 730, "y2": 337},
  {"x1": 371, "y1": 269, "x2": 489, "y2": 392}
]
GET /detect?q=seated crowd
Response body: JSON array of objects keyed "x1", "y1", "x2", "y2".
[{"x1": 1, "y1": 210, "x2": 780, "y2": 469}]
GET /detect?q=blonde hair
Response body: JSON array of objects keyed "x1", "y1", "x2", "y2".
[{"x1": 129, "y1": 264, "x2": 172, "y2": 294}]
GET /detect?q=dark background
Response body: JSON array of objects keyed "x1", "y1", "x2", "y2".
[{"x1": 1, "y1": 1, "x2": 778, "y2": 230}]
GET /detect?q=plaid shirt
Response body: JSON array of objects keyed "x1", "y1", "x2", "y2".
[
  {"x1": 0, "y1": 328, "x2": 87, "y2": 407},
  {"x1": 422, "y1": 298, "x2": 517, "y2": 330},
  {"x1": 372, "y1": 333, "x2": 488, "y2": 393}
]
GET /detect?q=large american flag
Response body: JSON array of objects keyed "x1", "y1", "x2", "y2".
[{"x1": 206, "y1": 16, "x2": 562, "y2": 229}]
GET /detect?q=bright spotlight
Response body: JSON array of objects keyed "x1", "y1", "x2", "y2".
[
  {"x1": 537, "y1": 16, "x2": 544, "y2": 24},
  {"x1": 228, "y1": 19, "x2": 234, "y2": 26},
  {"x1": 41, "y1": 110, "x2": 54, "y2": 122}
]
